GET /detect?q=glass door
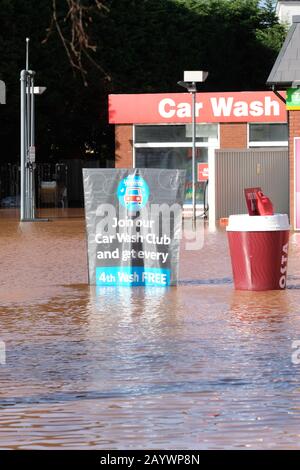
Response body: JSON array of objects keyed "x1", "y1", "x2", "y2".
[
  {"x1": 135, "y1": 146, "x2": 208, "y2": 206},
  {"x1": 134, "y1": 124, "x2": 219, "y2": 207}
]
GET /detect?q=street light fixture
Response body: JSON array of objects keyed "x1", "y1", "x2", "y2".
[{"x1": 178, "y1": 70, "x2": 208, "y2": 229}]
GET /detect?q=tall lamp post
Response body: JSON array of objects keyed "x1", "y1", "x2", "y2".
[
  {"x1": 20, "y1": 38, "x2": 46, "y2": 222},
  {"x1": 178, "y1": 71, "x2": 208, "y2": 229}
]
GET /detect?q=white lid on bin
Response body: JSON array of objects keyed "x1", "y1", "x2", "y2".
[{"x1": 226, "y1": 214, "x2": 290, "y2": 232}]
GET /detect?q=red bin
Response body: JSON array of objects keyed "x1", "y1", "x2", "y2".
[{"x1": 226, "y1": 214, "x2": 290, "y2": 291}]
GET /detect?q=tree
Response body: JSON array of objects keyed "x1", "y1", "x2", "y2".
[
  {"x1": 85, "y1": 0, "x2": 286, "y2": 92},
  {"x1": 44, "y1": 0, "x2": 110, "y2": 85},
  {"x1": 0, "y1": 0, "x2": 287, "y2": 166}
]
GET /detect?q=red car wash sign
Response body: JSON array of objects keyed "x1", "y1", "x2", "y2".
[
  {"x1": 198, "y1": 163, "x2": 209, "y2": 182},
  {"x1": 109, "y1": 91, "x2": 287, "y2": 124}
]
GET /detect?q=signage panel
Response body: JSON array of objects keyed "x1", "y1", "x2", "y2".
[
  {"x1": 83, "y1": 168, "x2": 186, "y2": 286},
  {"x1": 286, "y1": 88, "x2": 300, "y2": 110},
  {"x1": 109, "y1": 91, "x2": 287, "y2": 124},
  {"x1": 197, "y1": 163, "x2": 209, "y2": 182}
]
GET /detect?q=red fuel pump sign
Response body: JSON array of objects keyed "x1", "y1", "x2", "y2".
[
  {"x1": 197, "y1": 163, "x2": 209, "y2": 182},
  {"x1": 244, "y1": 187, "x2": 274, "y2": 216}
]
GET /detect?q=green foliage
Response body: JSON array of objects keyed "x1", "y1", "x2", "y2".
[
  {"x1": 96, "y1": 0, "x2": 285, "y2": 93},
  {"x1": 0, "y1": 0, "x2": 287, "y2": 164}
]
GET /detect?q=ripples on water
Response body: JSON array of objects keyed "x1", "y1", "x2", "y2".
[{"x1": 0, "y1": 210, "x2": 300, "y2": 449}]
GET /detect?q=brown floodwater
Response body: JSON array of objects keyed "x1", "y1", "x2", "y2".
[{"x1": 0, "y1": 208, "x2": 300, "y2": 449}]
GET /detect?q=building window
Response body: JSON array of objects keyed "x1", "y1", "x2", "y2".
[
  {"x1": 248, "y1": 123, "x2": 288, "y2": 147},
  {"x1": 135, "y1": 124, "x2": 218, "y2": 144},
  {"x1": 134, "y1": 124, "x2": 218, "y2": 206},
  {"x1": 135, "y1": 147, "x2": 208, "y2": 206}
]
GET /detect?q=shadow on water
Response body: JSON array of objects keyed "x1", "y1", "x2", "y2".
[
  {"x1": 179, "y1": 276, "x2": 300, "y2": 288},
  {"x1": 179, "y1": 278, "x2": 232, "y2": 286},
  {"x1": 0, "y1": 377, "x2": 251, "y2": 409}
]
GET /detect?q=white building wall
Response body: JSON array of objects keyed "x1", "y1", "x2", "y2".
[{"x1": 276, "y1": 1, "x2": 300, "y2": 25}]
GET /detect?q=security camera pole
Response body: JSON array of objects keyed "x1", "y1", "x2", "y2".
[
  {"x1": 178, "y1": 71, "x2": 208, "y2": 229},
  {"x1": 20, "y1": 38, "x2": 46, "y2": 221}
]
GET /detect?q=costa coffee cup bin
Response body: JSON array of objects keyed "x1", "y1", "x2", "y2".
[{"x1": 226, "y1": 214, "x2": 290, "y2": 291}]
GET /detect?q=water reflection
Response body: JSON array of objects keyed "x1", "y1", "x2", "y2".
[
  {"x1": 0, "y1": 211, "x2": 300, "y2": 449},
  {"x1": 228, "y1": 290, "x2": 290, "y2": 324}
]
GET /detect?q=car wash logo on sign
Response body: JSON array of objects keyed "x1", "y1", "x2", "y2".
[{"x1": 117, "y1": 174, "x2": 150, "y2": 212}]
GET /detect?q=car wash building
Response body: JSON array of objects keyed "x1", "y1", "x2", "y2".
[
  {"x1": 109, "y1": 90, "x2": 290, "y2": 226},
  {"x1": 266, "y1": 15, "x2": 300, "y2": 231}
]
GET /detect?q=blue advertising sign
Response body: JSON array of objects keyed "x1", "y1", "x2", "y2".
[{"x1": 83, "y1": 168, "x2": 186, "y2": 287}]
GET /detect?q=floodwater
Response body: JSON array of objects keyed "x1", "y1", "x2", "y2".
[{"x1": 0, "y1": 208, "x2": 300, "y2": 449}]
